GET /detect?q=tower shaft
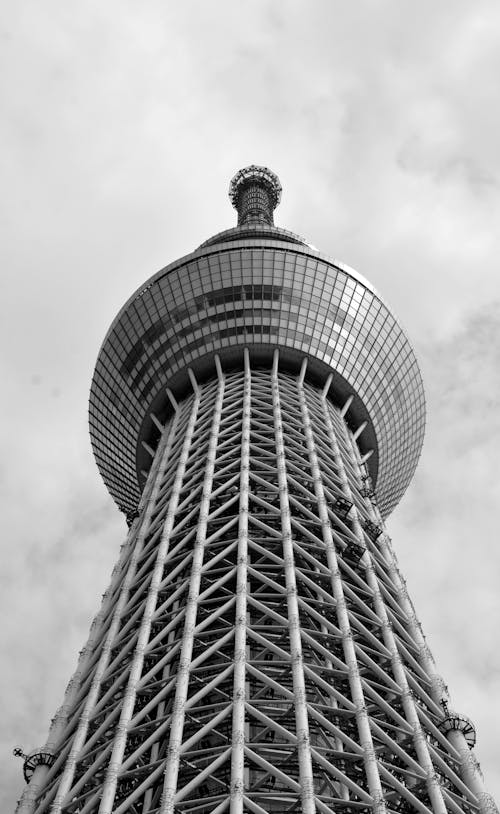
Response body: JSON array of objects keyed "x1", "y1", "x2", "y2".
[
  {"x1": 15, "y1": 166, "x2": 497, "y2": 814},
  {"x1": 17, "y1": 361, "x2": 494, "y2": 814}
]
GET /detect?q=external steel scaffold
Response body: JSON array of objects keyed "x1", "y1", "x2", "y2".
[{"x1": 15, "y1": 167, "x2": 497, "y2": 814}]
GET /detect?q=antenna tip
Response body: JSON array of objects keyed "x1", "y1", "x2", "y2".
[{"x1": 229, "y1": 165, "x2": 282, "y2": 226}]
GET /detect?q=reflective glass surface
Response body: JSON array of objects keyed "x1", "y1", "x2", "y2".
[{"x1": 89, "y1": 232, "x2": 425, "y2": 517}]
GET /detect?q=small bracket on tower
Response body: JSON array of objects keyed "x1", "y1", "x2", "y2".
[
  {"x1": 334, "y1": 496, "x2": 353, "y2": 521},
  {"x1": 362, "y1": 518, "x2": 383, "y2": 542},
  {"x1": 13, "y1": 746, "x2": 55, "y2": 783},
  {"x1": 343, "y1": 540, "x2": 366, "y2": 565},
  {"x1": 438, "y1": 709, "x2": 477, "y2": 749},
  {"x1": 360, "y1": 475, "x2": 376, "y2": 500}
]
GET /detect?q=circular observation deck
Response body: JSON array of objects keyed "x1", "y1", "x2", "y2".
[{"x1": 89, "y1": 166, "x2": 425, "y2": 518}]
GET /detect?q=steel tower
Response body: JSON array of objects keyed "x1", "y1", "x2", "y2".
[{"x1": 15, "y1": 167, "x2": 497, "y2": 814}]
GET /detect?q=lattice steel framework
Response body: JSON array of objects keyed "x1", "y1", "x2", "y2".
[{"x1": 15, "y1": 169, "x2": 497, "y2": 814}]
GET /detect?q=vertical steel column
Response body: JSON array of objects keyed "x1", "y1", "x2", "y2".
[
  {"x1": 96, "y1": 390, "x2": 201, "y2": 814},
  {"x1": 15, "y1": 418, "x2": 175, "y2": 814},
  {"x1": 161, "y1": 366, "x2": 226, "y2": 813},
  {"x1": 271, "y1": 350, "x2": 315, "y2": 814},
  {"x1": 39, "y1": 410, "x2": 179, "y2": 814},
  {"x1": 140, "y1": 410, "x2": 180, "y2": 814},
  {"x1": 337, "y1": 419, "x2": 448, "y2": 814},
  {"x1": 299, "y1": 359, "x2": 350, "y2": 806},
  {"x1": 349, "y1": 435, "x2": 499, "y2": 814},
  {"x1": 299, "y1": 367, "x2": 386, "y2": 814},
  {"x1": 230, "y1": 349, "x2": 251, "y2": 814},
  {"x1": 442, "y1": 732, "x2": 498, "y2": 814}
]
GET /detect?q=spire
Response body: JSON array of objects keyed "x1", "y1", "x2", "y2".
[{"x1": 229, "y1": 165, "x2": 282, "y2": 226}]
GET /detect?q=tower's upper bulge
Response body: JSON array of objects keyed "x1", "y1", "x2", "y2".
[{"x1": 89, "y1": 166, "x2": 425, "y2": 518}]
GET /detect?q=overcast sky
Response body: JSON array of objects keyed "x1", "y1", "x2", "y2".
[{"x1": 2, "y1": 1, "x2": 500, "y2": 808}]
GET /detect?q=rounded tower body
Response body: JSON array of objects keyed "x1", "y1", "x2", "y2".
[{"x1": 16, "y1": 168, "x2": 497, "y2": 814}]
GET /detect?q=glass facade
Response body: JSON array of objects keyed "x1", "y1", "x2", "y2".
[{"x1": 89, "y1": 229, "x2": 425, "y2": 518}]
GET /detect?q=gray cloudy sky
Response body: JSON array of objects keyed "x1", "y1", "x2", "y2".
[{"x1": 2, "y1": 1, "x2": 500, "y2": 808}]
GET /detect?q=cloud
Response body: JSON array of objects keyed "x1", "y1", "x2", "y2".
[
  {"x1": 390, "y1": 301, "x2": 500, "y2": 794},
  {"x1": 2, "y1": 0, "x2": 500, "y2": 807}
]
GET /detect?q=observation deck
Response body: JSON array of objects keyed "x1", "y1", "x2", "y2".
[{"x1": 89, "y1": 166, "x2": 425, "y2": 518}]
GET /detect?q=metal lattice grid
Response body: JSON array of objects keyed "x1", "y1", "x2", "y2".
[{"x1": 17, "y1": 356, "x2": 493, "y2": 814}]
